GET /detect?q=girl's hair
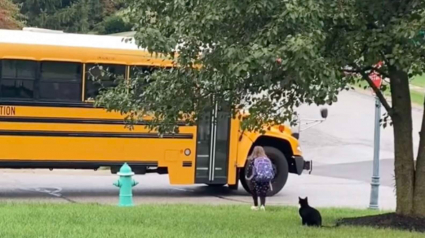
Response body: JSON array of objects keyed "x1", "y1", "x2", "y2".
[{"x1": 249, "y1": 146, "x2": 267, "y2": 160}]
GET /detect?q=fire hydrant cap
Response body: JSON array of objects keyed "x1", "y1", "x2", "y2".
[{"x1": 117, "y1": 163, "x2": 135, "y2": 176}]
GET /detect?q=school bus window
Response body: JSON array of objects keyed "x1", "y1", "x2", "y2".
[
  {"x1": 1, "y1": 59, "x2": 37, "y2": 79},
  {"x1": 39, "y1": 61, "x2": 82, "y2": 101},
  {"x1": 41, "y1": 61, "x2": 81, "y2": 81},
  {"x1": 85, "y1": 64, "x2": 125, "y2": 100},
  {"x1": 130, "y1": 66, "x2": 159, "y2": 78},
  {"x1": 0, "y1": 60, "x2": 37, "y2": 99},
  {"x1": 129, "y1": 66, "x2": 162, "y2": 95}
]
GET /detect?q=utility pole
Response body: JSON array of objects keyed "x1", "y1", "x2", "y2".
[
  {"x1": 369, "y1": 96, "x2": 381, "y2": 209},
  {"x1": 368, "y1": 62, "x2": 383, "y2": 210}
]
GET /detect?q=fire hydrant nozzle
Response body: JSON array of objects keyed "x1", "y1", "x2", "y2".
[{"x1": 113, "y1": 163, "x2": 138, "y2": 207}]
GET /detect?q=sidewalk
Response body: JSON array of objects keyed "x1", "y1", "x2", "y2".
[{"x1": 273, "y1": 173, "x2": 396, "y2": 210}]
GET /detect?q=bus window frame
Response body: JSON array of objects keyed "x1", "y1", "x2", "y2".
[
  {"x1": 38, "y1": 60, "x2": 84, "y2": 102},
  {"x1": 0, "y1": 58, "x2": 86, "y2": 103},
  {"x1": 83, "y1": 62, "x2": 127, "y2": 103},
  {"x1": 0, "y1": 58, "x2": 38, "y2": 101}
]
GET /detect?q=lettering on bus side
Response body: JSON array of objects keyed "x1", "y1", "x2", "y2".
[{"x1": 0, "y1": 106, "x2": 16, "y2": 116}]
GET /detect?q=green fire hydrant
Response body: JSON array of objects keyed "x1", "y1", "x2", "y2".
[{"x1": 113, "y1": 163, "x2": 139, "y2": 207}]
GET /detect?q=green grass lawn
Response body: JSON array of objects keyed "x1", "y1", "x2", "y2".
[
  {"x1": 355, "y1": 80, "x2": 424, "y2": 106},
  {"x1": 411, "y1": 75, "x2": 425, "y2": 87},
  {"x1": 411, "y1": 90, "x2": 425, "y2": 106},
  {"x1": 0, "y1": 203, "x2": 421, "y2": 238}
]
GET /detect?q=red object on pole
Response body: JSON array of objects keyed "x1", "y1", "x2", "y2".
[
  {"x1": 370, "y1": 72, "x2": 382, "y2": 88},
  {"x1": 369, "y1": 61, "x2": 383, "y2": 95}
]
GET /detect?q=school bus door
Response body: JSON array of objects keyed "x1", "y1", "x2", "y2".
[{"x1": 195, "y1": 102, "x2": 231, "y2": 184}]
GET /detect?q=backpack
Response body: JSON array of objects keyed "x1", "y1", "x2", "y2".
[{"x1": 253, "y1": 157, "x2": 275, "y2": 183}]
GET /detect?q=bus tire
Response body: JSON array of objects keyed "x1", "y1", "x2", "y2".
[
  {"x1": 228, "y1": 183, "x2": 238, "y2": 190},
  {"x1": 264, "y1": 146, "x2": 289, "y2": 196},
  {"x1": 240, "y1": 167, "x2": 252, "y2": 194},
  {"x1": 239, "y1": 146, "x2": 289, "y2": 196}
]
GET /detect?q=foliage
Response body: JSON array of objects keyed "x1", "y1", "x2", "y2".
[
  {"x1": 102, "y1": 0, "x2": 425, "y2": 133},
  {"x1": 13, "y1": 0, "x2": 128, "y2": 33},
  {"x1": 97, "y1": 0, "x2": 350, "y2": 134},
  {"x1": 0, "y1": 203, "x2": 420, "y2": 238},
  {"x1": 99, "y1": 0, "x2": 425, "y2": 132},
  {"x1": 98, "y1": 15, "x2": 132, "y2": 34},
  {"x1": 0, "y1": 0, "x2": 24, "y2": 29}
]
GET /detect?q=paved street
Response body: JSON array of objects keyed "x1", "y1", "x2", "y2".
[
  {"x1": 0, "y1": 89, "x2": 422, "y2": 210},
  {"x1": 297, "y1": 89, "x2": 423, "y2": 185},
  {"x1": 0, "y1": 169, "x2": 397, "y2": 209}
]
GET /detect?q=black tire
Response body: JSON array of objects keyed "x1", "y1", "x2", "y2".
[
  {"x1": 228, "y1": 183, "x2": 239, "y2": 190},
  {"x1": 239, "y1": 146, "x2": 289, "y2": 196},
  {"x1": 263, "y1": 146, "x2": 289, "y2": 196},
  {"x1": 110, "y1": 166, "x2": 119, "y2": 174},
  {"x1": 239, "y1": 167, "x2": 252, "y2": 194}
]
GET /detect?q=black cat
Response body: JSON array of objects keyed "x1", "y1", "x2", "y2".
[{"x1": 298, "y1": 197, "x2": 322, "y2": 227}]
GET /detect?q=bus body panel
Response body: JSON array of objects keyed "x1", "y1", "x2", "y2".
[
  {"x1": 0, "y1": 105, "x2": 197, "y2": 184},
  {"x1": 236, "y1": 127, "x2": 301, "y2": 168},
  {"x1": 225, "y1": 118, "x2": 240, "y2": 185}
]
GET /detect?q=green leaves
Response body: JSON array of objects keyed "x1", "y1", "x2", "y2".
[
  {"x1": 16, "y1": 0, "x2": 127, "y2": 33},
  {"x1": 95, "y1": 0, "x2": 425, "y2": 134}
]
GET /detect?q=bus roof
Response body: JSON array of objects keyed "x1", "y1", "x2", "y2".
[{"x1": 0, "y1": 29, "x2": 144, "y2": 51}]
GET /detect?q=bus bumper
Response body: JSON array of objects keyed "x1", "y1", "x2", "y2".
[{"x1": 293, "y1": 155, "x2": 313, "y2": 175}]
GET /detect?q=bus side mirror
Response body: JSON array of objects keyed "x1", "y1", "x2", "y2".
[{"x1": 320, "y1": 108, "x2": 328, "y2": 119}]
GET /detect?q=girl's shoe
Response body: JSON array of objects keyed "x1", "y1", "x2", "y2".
[
  {"x1": 260, "y1": 205, "x2": 265, "y2": 211},
  {"x1": 251, "y1": 206, "x2": 259, "y2": 210}
]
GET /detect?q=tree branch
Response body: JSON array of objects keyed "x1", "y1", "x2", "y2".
[
  {"x1": 373, "y1": 67, "x2": 390, "y2": 79},
  {"x1": 343, "y1": 65, "x2": 393, "y2": 115},
  {"x1": 359, "y1": 70, "x2": 394, "y2": 115},
  {"x1": 379, "y1": 51, "x2": 388, "y2": 64},
  {"x1": 344, "y1": 65, "x2": 391, "y2": 79}
]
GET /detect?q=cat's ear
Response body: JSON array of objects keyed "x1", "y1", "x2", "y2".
[{"x1": 305, "y1": 197, "x2": 308, "y2": 201}]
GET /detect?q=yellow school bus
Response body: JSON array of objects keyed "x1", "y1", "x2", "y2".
[{"x1": 0, "y1": 28, "x2": 315, "y2": 195}]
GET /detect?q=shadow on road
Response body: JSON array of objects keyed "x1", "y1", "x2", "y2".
[{"x1": 312, "y1": 159, "x2": 395, "y2": 187}]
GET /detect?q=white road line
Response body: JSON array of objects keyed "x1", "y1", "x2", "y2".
[{"x1": 19, "y1": 187, "x2": 62, "y2": 197}]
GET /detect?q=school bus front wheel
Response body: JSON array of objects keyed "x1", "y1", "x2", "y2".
[{"x1": 239, "y1": 146, "x2": 290, "y2": 196}]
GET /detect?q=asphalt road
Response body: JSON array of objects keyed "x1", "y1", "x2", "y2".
[
  {"x1": 0, "y1": 169, "x2": 398, "y2": 209},
  {"x1": 297, "y1": 89, "x2": 423, "y2": 184},
  {"x1": 0, "y1": 89, "x2": 421, "y2": 209}
]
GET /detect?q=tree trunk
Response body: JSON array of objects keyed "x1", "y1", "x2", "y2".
[
  {"x1": 413, "y1": 98, "x2": 425, "y2": 217},
  {"x1": 389, "y1": 67, "x2": 415, "y2": 216}
]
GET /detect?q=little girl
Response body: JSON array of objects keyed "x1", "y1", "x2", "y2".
[{"x1": 245, "y1": 146, "x2": 272, "y2": 211}]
